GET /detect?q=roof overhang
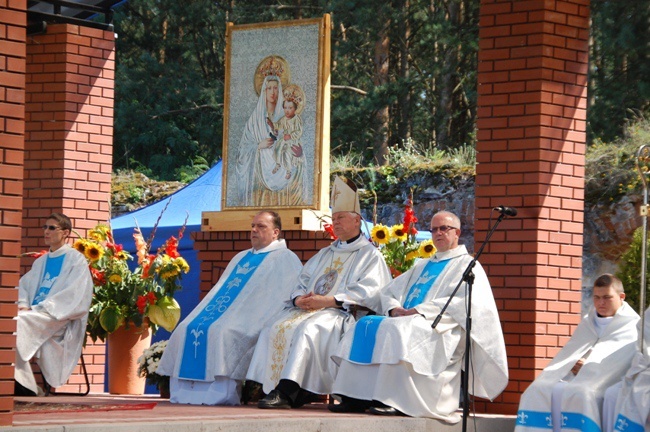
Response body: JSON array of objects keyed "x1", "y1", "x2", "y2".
[{"x1": 27, "y1": 0, "x2": 124, "y2": 34}]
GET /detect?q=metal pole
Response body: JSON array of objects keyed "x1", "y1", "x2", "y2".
[{"x1": 635, "y1": 145, "x2": 649, "y2": 352}]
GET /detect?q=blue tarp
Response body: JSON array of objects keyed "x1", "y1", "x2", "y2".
[
  {"x1": 110, "y1": 161, "x2": 222, "y2": 393},
  {"x1": 111, "y1": 161, "x2": 223, "y2": 332}
]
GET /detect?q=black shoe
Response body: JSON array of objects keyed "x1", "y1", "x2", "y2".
[
  {"x1": 258, "y1": 390, "x2": 291, "y2": 409},
  {"x1": 328, "y1": 401, "x2": 368, "y2": 413},
  {"x1": 241, "y1": 381, "x2": 264, "y2": 405},
  {"x1": 369, "y1": 405, "x2": 405, "y2": 416},
  {"x1": 14, "y1": 380, "x2": 37, "y2": 397},
  {"x1": 291, "y1": 389, "x2": 320, "y2": 408}
]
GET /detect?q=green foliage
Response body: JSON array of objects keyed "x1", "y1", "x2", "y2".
[
  {"x1": 113, "y1": 0, "x2": 225, "y2": 180},
  {"x1": 447, "y1": 144, "x2": 477, "y2": 170},
  {"x1": 110, "y1": 0, "x2": 649, "y2": 182},
  {"x1": 175, "y1": 157, "x2": 211, "y2": 183},
  {"x1": 124, "y1": 184, "x2": 145, "y2": 205},
  {"x1": 589, "y1": 0, "x2": 650, "y2": 143},
  {"x1": 616, "y1": 227, "x2": 650, "y2": 314},
  {"x1": 585, "y1": 114, "x2": 650, "y2": 205}
]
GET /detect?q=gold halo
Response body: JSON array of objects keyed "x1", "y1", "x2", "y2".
[
  {"x1": 254, "y1": 55, "x2": 291, "y2": 96},
  {"x1": 282, "y1": 84, "x2": 306, "y2": 115}
]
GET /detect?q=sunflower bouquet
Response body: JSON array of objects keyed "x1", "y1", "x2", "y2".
[
  {"x1": 75, "y1": 220, "x2": 189, "y2": 342},
  {"x1": 370, "y1": 199, "x2": 435, "y2": 277}
]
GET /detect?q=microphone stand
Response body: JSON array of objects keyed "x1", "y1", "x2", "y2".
[{"x1": 432, "y1": 211, "x2": 508, "y2": 432}]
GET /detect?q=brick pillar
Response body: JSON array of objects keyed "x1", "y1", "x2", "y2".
[
  {"x1": 24, "y1": 23, "x2": 115, "y2": 393},
  {"x1": 476, "y1": 0, "x2": 589, "y2": 414},
  {"x1": 0, "y1": 0, "x2": 26, "y2": 425},
  {"x1": 193, "y1": 230, "x2": 333, "y2": 298}
]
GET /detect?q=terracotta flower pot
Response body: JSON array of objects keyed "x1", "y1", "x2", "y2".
[{"x1": 107, "y1": 322, "x2": 152, "y2": 395}]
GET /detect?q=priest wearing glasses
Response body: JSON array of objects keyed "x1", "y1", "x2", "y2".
[
  {"x1": 15, "y1": 213, "x2": 93, "y2": 396},
  {"x1": 329, "y1": 210, "x2": 508, "y2": 421},
  {"x1": 249, "y1": 176, "x2": 391, "y2": 409}
]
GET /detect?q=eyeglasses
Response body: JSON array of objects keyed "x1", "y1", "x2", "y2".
[
  {"x1": 42, "y1": 225, "x2": 61, "y2": 231},
  {"x1": 429, "y1": 225, "x2": 458, "y2": 234}
]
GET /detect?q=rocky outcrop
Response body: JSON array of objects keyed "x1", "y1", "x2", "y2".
[
  {"x1": 112, "y1": 170, "x2": 642, "y2": 291},
  {"x1": 111, "y1": 171, "x2": 184, "y2": 217}
]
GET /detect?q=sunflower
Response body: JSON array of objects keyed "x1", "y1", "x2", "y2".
[
  {"x1": 84, "y1": 242, "x2": 104, "y2": 262},
  {"x1": 115, "y1": 250, "x2": 130, "y2": 261},
  {"x1": 174, "y1": 257, "x2": 190, "y2": 273},
  {"x1": 108, "y1": 273, "x2": 123, "y2": 284},
  {"x1": 405, "y1": 250, "x2": 419, "y2": 262},
  {"x1": 371, "y1": 224, "x2": 390, "y2": 244},
  {"x1": 391, "y1": 224, "x2": 408, "y2": 242},
  {"x1": 89, "y1": 224, "x2": 110, "y2": 242},
  {"x1": 73, "y1": 239, "x2": 87, "y2": 254},
  {"x1": 161, "y1": 266, "x2": 182, "y2": 280},
  {"x1": 418, "y1": 240, "x2": 436, "y2": 258}
]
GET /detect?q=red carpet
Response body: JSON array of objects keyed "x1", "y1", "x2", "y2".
[{"x1": 14, "y1": 401, "x2": 157, "y2": 414}]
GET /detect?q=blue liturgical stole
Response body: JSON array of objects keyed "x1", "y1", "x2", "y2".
[
  {"x1": 348, "y1": 259, "x2": 451, "y2": 364},
  {"x1": 516, "y1": 410, "x2": 601, "y2": 432},
  {"x1": 32, "y1": 254, "x2": 65, "y2": 306},
  {"x1": 349, "y1": 315, "x2": 386, "y2": 363},
  {"x1": 614, "y1": 414, "x2": 644, "y2": 432},
  {"x1": 179, "y1": 251, "x2": 269, "y2": 380},
  {"x1": 402, "y1": 259, "x2": 450, "y2": 309}
]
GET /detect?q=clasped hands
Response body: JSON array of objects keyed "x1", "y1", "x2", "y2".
[
  {"x1": 294, "y1": 292, "x2": 336, "y2": 311},
  {"x1": 389, "y1": 307, "x2": 420, "y2": 317}
]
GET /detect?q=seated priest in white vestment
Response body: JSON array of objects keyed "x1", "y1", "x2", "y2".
[
  {"x1": 515, "y1": 274, "x2": 640, "y2": 432},
  {"x1": 249, "y1": 177, "x2": 391, "y2": 409},
  {"x1": 329, "y1": 210, "x2": 509, "y2": 422},
  {"x1": 156, "y1": 210, "x2": 303, "y2": 405},
  {"x1": 15, "y1": 213, "x2": 93, "y2": 396},
  {"x1": 601, "y1": 306, "x2": 650, "y2": 432}
]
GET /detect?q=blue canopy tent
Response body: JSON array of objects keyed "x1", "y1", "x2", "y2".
[{"x1": 110, "y1": 161, "x2": 222, "y2": 393}]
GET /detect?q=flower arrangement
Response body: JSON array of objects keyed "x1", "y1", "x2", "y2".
[
  {"x1": 76, "y1": 212, "x2": 189, "y2": 342},
  {"x1": 370, "y1": 198, "x2": 436, "y2": 277},
  {"x1": 137, "y1": 339, "x2": 169, "y2": 394}
]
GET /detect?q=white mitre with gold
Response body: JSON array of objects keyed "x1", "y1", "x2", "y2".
[{"x1": 331, "y1": 176, "x2": 361, "y2": 214}]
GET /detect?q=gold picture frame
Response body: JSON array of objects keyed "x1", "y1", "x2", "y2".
[{"x1": 221, "y1": 15, "x2": 331, "y2": 212}]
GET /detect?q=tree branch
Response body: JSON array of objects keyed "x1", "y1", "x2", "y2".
[
  {"x1": 331, "y1": 85, "x2": 368, "y2": 96},
  {"x1": 151, "y1": 104, "x2": 222, "y2": 120}
]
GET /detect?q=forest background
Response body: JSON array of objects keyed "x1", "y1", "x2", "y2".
[
  {"x1": 109, "y1": 0, "x2": 650, "y2": 307},
  {"x1": 111, "y1": 0, "x2": 648, "y2": 181}
]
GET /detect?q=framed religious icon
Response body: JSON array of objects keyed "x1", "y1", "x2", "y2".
[{"x1": 221, "y1": 15, "x2": 331, "y2": 211}]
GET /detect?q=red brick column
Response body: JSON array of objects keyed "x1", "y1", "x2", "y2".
[
  {"x1": 476, "y1": 0, "x2": 589, "y2": 414},
  {"x1": 193, "y1": 231, "x2": 333, "y2": 298},
  {"x1": 24, "y1": 23, "x2": 115, "y2": 393},
  {"x1": 0, "y1": 0, "x2": 26, "y2": 425}
]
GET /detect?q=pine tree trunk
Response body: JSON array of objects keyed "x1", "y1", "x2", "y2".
[{"x1": 373, "y1": 27, "x2": 390, "y2": 165}]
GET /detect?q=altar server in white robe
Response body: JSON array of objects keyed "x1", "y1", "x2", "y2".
[
  {"x1": 601, "y1": 306, "x2": 650, "y2": 432},
  {"x1": 329, "y1": 210, "x2": 508, "y2": 422},
  {"x1": 156, "y1": 210, "x2": 302, "y2": 405},
  {"x1": 516, "y1": 274, "x2": 640, "y2": 432},
  {"x1": 15, "y1": 213, "x2": 93, "y2": 396},
  {"x1": 250, "y1": 177, "x2": 391, "y2": 409}
]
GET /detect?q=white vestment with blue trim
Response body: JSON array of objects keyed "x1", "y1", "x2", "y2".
[
  {"x1": 157, "y1": 239, "x2": 302, "y2": 405},
  {"x1": 603, "y1": 307, "x2": 650, "y2": 432},
  {"x1": 331, "y1": 245, "x2": 508, "y2": 422},
  {"x1": 516, "y1": 303, "x2": 639, "y2": 432},
  {"x1": 15, "y1": 244, "x2": 93, "y2": 392}
]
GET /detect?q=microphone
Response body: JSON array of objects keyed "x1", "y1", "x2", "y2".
[{"x1": 493, "y1": 206, "x2": 518, "y2": 217}]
